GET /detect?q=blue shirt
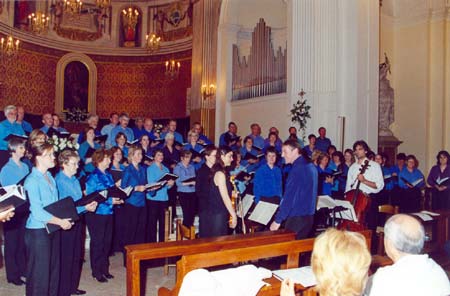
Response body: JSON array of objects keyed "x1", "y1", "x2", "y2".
[
  {"x1": 317, "y1": 165, "x2": 333, "y2": 196},
  {"x1": 399, "y1": 168, "x2": 425, "y2": 189},
  {"x1": 25, "y1": 168, "x2": 59, "y2": 229},
  {"x1": 275, "y1": 156, "x2": 318, "y2": 223},
  {"x1": 219, "y1": 131, "x2": 240, "y2": 151},
  {"x1": 20, "y1": 120, "x2": 33, "y2": 134},
  {"x1": 230, "y1": 165, "x2": 247, "y2": 194},
  {"x1": 85, "y1": 168, "x2": 115, "y2": 215},
  {"x1": 240, "y1": 147, "x2": 260, "y2": 172},
  {"x1": 0, "y1": 158, "x2": 29, "y2": 186},
  {"x1": 199, "y1": 134, "x2": 213, "y2": 145},
  {"x1": 248, "y1": 134, "x2": 265, "y2": 150},
  {"x1": 315, "y1": 137, "x2": 331, "y2": 152},
  {"x1": 121, "y1": 164, "x2": 147, "y2": 207},
  {"x1": 0, "y1": 119, "x2": 25, "y2": 151},
  {"x1": 101, "y1": 123, "x2": 117, "y2": 148},
  {"x1": 174, "y1": 162, "x2": 196, "y2": 193},
  {"x1": 382, "y1": 166, "x2": 395, "y2": 191},
  {"x1": 39, "y1": 125, "x2": 52, "y2": 134},
  {"x1": 55, "y1": 171, "x2": 86, "y2": 214},
  {"x1": 133, "y1": 127, "x2": 145, "y2": 140},
  {"x1": 110, "y1": 125, "x2": 134, "y2": 144},
  {"x1": 78, "y1": 141, "x2": 101, "y2": 173},
  {"x1": 253, "y1": 164, "x2": 282, "y2": 203},
  {"x1": 77, "y1": 128, "x2": 101, "y2": 144},
  {"x1": 146, "y1": 163, "x2": 171, "y2": 201}
]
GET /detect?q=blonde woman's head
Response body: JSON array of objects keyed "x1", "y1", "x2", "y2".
[{"x1": 311, "y1": 228, "x2": 371, "y2": 296}]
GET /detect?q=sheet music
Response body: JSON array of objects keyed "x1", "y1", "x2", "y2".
[
  {"x1": 248, "y1": 201, "x2": 278, "y2": 225},
  {"x1": 420, "y1": 210, "x2": 440, "y2": 216},
  {"x1": 272, "y1": 266, "x2": 317, "y2": 287},
  {"x1": 411, "y1": 212, "x2": 433, "y2": 221},
  {"x1": 316, "y1": 195, "x2": 357, "y2": 222},
  {"x1": 238, "y1": 194, "x2": 254, "y2": 218},
  {"x1": 436, "y1": 176, "x2": 449, "y2": 185},
  {"x1": 411, "y1": 178, "x2": 423, "y2": 187},
  {"x1": 0, "y1": 185, "x2": 25, "y2": 202}
]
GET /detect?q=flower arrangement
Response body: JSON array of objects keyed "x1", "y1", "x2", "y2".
[
  {"x1": 290, "y1": 89, "x2": 311, "y2": 140},
  {"x1": 47, "y1": 135, "x2": 79, "y2": 153},
  {"x1": 154, "y1": 123, "x2": 164, "y2": 134},
  {"x1": 64, "y1": 108, "x2": 89, "y2": 123}
]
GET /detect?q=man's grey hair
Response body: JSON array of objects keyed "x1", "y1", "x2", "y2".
[
  {"x1": 4, "y1": 105, "x2": 16, "y2": 116},
  {"x1": 384, "y1": 214, "x2": 425, "y2": 254}
]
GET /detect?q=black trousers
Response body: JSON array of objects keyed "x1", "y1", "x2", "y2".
[
  {"x1": 400, "y1": 188, "x2": 421, "y2": 213},
  {"x1": 203, "y1": 212, "x2": 229, "y2": 238},
  {"x1": 4, "y1": 212, "x2": 27, "y2": 282},
  {"x1": 285, "y1": 215, "x2": 314, "y2": 240},
  {"x1": 123, "y1": 204, "x2": 147, "y2": 247},
  {"x1": 146, "y1": 200, "x2": 168, "y2": 243},
  {"x1": 59, "y1": 221, "x2": 83, "y2": 296},
  {"x1": 112, "y1": 205, "x2": 126, "y2": 253},
  {"x1": 178, "y1": 192, "x2": 197, "y2": 227},
  {"x1": 25, "y1": 228, "x2": 61, "y2": 296},
  {"x1": 168, "y1": 185, "x2": 178, "y2": 218},
  {"x1": 85, "y1": 213, "x2": 113, "y2": 278},
  {"x1": 198, "y1": 211, "x2": 208, "y2": 238}
]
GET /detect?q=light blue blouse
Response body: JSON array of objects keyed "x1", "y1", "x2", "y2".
[{"x1": 55, "y1": 171, "x2": 86, "y2": 214}]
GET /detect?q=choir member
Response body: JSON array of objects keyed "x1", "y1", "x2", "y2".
[
  {"x1": 344, "y1": 148, "x2": 355, "y2": 169},
  {"x1": 183, "y1": 130, "x2": 203, "y2": 170},
  {"x1": 24, "y1": 143, "x2": 73, "y2": 295},
  {"x1": 303, "y1": 134, "x2": 317, "y2": 158},
  {"x1": 219, "y1": 122, "x2": 240, "y2": 151},
  {"x1": 146, "y1": 149, "x2": 175, "y2": 242},
  {"x1": 0, "y1": 105, "x2": 25, "y2": 169},
  {"x1": 203, "y1": 146, "x2": 237, "y2": 237},
  {"x1": 230, "y1": 151, "x2": 249, "y2": 195},
  {"x1": 17, "y1": 106, "x2": 33, "y2": 134},
  {"x1": 263, "y1": 132, "x2": 282, "y2": 154},
  {"x1": 247, "y1": 123, "x2": 265, "y2": 149},
  {"x1": 139, "y1": 134, "x2": 153, "y2": 166},
  {"x1": 141, "y1": 118, "x2": 160, "y2": 143},
  {"x1": 161, "y1": 119, "x2": 184, "y2": 145},
  {"x1": 78, "y1": 127, "x2": 101, "y2": 174},
  {"x1": 398, "y1": 154, "x2": 425, "y2": 213},
  {"x1": 109, "y1": 146, "x2": 126, "y2": 254},
  {"x1": 374, "y1": 153, "x2": 394, "y2": 205},
  {"x1": 427, "y1": 150, "x2": 450, "y2": 210},
  {"x1": 85, "y1": 149, "x2": 124, "y2": 283},
  {"x1": 287, "y1": 126, "x2": 304, "y2": 148},
  {"x1": 327, "y1": 145, "x2": 337, "y2": 157},
  {"x1": 196, "y1": 146, "x2": 217, "y2": 237},
  {"x1": 52, "y1": 114, "x2": 68, "y2": 133},
  {"x1": 132, "y1": 117, "x2": 144, "y2": 140},
  {"x1": 329, "y1": 151, "x2": 345, "y2": 198},
  {"x1": 110, "y1": 113, "x2": 134, "y2": 145},
  {"x1": 56, "y1": 150, "x2": 97, "y2": 296},
  {"x1": 0, "y1": 137, "x2": 29, "y2": 286},
  {"x1": 77, "y1": 114, "x2": 101, "y2": 144},
  {"x1": 174, "y1": 150, "x2": 197, "y2": 227},
  {"x1": 253, "y1": 147, "x2": 282, "y2": 204},
  {"x1": 101, "y1": 112, "x2": 119, "y2": 149},
  {"x1": 162, "y1": 133, "x2": 180, "y2": 218},
  {"x1": 240, "y1": 136, "x2": 260, "y2": 172},
  {"x1": 315, "y1": 127, "x2": 331, "y2": 152},
  {"x1": 39, "y1": 113, "x2": 54, "y2": 134},
  {"x1": 192, "y1": 121, "x2": 212, "y2": 145},
  {"x1": 316, "y1": 152, "x2": 334, "y2": 196},
  {"x1": 121, "y1": 146, "x2": 148, "y2": 258}
]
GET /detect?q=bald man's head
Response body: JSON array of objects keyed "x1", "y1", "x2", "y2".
[{"x1": 384, "y1": 214, "x2": 425, "y2": 255}]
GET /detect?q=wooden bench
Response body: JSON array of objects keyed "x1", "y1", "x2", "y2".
[
  {"x1": 158, "y1": 230, "x2": 372, "y2": 296},
  {"x1": 125, "y1": 229, "x2": 296, "y2": 296}
]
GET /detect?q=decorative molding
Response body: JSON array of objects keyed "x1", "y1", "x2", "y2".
[
  {"x1": 55, "y1": 53, "x2": 97, "y2": 115},
  {"x1": 0, "y1": 22, "x2": 191, "y2": 56}
]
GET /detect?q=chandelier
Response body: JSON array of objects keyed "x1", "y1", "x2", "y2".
[
  {"x1": 122, "y1": 7, "x2": 139, "y2": 28},
  {"x1": 145, "y1": 33, "x2": 161, "y2": 53},
  {"x1": 165, "y1": 59, "x2": 181, "y2": 79},
  {"x1": 28, "y1": 12, "x2": 50, "y2": 34},
  {"x1": 0, "y1": 34, "x2": 20, "y2": 58},
  {"x1": 64, "y1": 0, "x2": 82, "y2": 16},
  {"x1": 96, "y1": 0, "x2": 111, "y2": 9}
]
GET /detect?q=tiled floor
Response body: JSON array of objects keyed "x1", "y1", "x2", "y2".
[{"x1": 0, "y1": 253, "x2": 176, "y2": 296}]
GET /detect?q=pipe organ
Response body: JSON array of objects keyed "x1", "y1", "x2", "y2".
[{"x1": 232, "y1": 18, "x2": 287, "y2": 101}]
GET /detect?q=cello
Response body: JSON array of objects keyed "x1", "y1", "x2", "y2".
[{"x1": 338, "y1": 160, "x2": 371, "y2": 231}]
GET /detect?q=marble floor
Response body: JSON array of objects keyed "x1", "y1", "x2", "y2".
[{"x1": 0, "y1": 252, "x2": 176, "y2": 296}]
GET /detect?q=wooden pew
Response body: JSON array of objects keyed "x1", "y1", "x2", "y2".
[
  {"x1": 159, "y1": 230, "x2": 372, "y2": 296},
  {"x1": 125, "y1": 229, "x2": 296, "y2": 296}
]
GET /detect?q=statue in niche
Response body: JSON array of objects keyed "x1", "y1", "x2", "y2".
[
  {"x1": 379, "y1": 54, "x2": 395, "y2": 136},
  {"x1": 121, "y1": 7, "x2": 140, "y2": 47},
  {"x1": 64, "y1": 61, "x2": 89, "y2": 112}
]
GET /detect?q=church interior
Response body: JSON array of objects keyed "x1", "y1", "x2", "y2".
[{"x1": 0, "y1": 0, "x2": 449, "y2": 295}]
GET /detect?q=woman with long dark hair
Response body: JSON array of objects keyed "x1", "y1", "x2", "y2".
[{"x1": 203, "y1": 146, "x2": 237, "y2": 237}]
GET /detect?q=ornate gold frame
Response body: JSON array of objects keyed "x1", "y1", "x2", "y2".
[{"x1": 55, "y1": 52, "x2": 97, "y2": 116}]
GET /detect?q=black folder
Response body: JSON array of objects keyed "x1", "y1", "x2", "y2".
[
  {"x1": 435, "y1": 177, "x2": 450, "y2": 187},
  {"x1": 46, "y1": 128, "x2": 60, "y2": 138},
  {"x1": 94, "y1": 134, "x2": 108, "y2": 143},
  {"x1": 107, "y1": 186, "x2": 133, "y2": 200},
  {"x1": 234, "y1": 171, "x2": 255, "y2": 182},
  {"x1": 3, "y1": 133, "x2": 28, "y2": 142},
  {"x1": 143, "y1": 154, "x2": 154, "y2": 162},
  {"x1": 74, "y1": 191, "x2": 107, "y2": 207},
  {"x1": 225, "y1": 135, "x2": 241, "y2": 145},
  {"x1": 181, "y1": 176, "x2": 196, "y2": 184},
  {"x1": 110, "y1": 168, "x2": 123, "y2": 183},
  {"x1": 384, "y1": 174, "x2": 398, "y2": 183},
  {"x1": 243, "y1": 153, "x2": 264, "y2": 161},
  {"x1": 58, "y1": 131, "x2": 71, "y2": 139},
  {"x1": 157, "y1": 173, "x2": 178, "y2": 183},
  {"x1": 190, "y1": 149, "x2": 202, "y2": 159},
  {"x1": 252, "y1": 145, "x2": 263, "y2": 152},
  {"x1": 126, "y1": 139, "x2": 139, "y2": 146},
  {"x1": 44, "y1": 197, "x2": 79, "y2": 234},
  {"x1": 0, "y1": 186, "x2": 27, "y2": 213},
  {"x1": 152, "y1": 138, "x2": 165, "y2": 145},
  {"x1": 85, "y1": 146, "x2": 96, "y2": 159}
]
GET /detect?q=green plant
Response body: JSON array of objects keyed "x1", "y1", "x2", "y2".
[{"x1": 290, "y1": 90, "x2": 311, "y2": 140}]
